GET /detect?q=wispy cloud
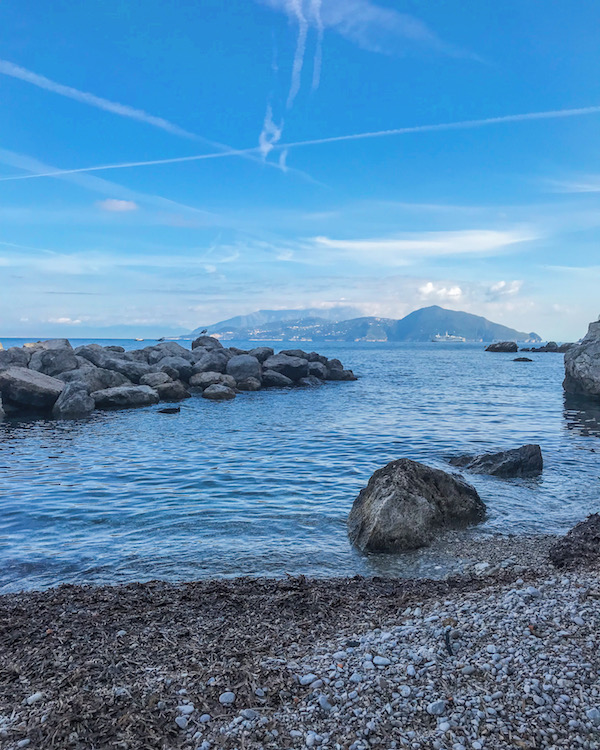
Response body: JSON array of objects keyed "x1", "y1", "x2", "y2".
[
  {"x1": 286, "y1": 0, "x2": 309, "y2": 107},
  {"x1": 97, "y1": 199, "x2": 139, "y2": 212},
  {"x1": 3, "y1": 104, "x2": 598, "y2": 182},
  {"x1": 310, "y1": 0, "x2": 324, "y2": 89},
  {"x1": 549, "y1": 175, "x2": 600, "y2": 193},
  {"x1": 258, "y1": 104, "x2": 284, "y2": 158}
]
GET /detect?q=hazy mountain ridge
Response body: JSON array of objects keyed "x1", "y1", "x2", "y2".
[{"x1": 176, "y1": 306, "x2": 541, "y2": 343}]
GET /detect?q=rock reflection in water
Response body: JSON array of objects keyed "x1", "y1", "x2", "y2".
[{"x1": 564, "y1": 394, "x2": 600, "y2": 438}]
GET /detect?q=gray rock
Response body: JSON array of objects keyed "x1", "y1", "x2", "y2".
[
  {"x1": 281, "y1": 348, "x2": 310, "y2": 359},
  {"x1": 248, "y1": 346, "x2": 274, "y2": 363},
  {"x1": 427, "y1": 699, "x2": 447, "y2": 716},
  {"x1": 564, "y1": 320, "x2": 600, "y2": 398},
  {"x1": 192, "y1": 351, "x2": 229, "y2": 374},
  {"x1": 24, "y1": 338, "x2": 72, "y2": 351},
  {"x1": 347, "y1": 458, "x2": 485, "y2": 552},
  {"x1": 140, "y1": 372, "x2": 172, "y2": 387},
  {"x1": 155, "y1": 381, "x2": 191, "y2": 402},
  {"x1": 202, "y1": 384, "x2": 236, "y2": 401},
  {"x1": 58, "y1": 367, "x2": 131, "y2": 393},
  {"x1": 218, "y1": 691, "x2": 235, "y2": 704},
  {"x1": 108, "y1": 359, "x2": 152, "y2": 384},
  {"x1": 236, "y1": 377, "x2": 262, "y2": 391},
  {"x1": 189, "y1": 372, "x2": 236, "y2": 390},
  {"x1": 308, "y1": 361, "x2": 328, "y2": 379},
  {"x1": 514, "y1": 357, "x2": 533, "y2": 362},
  {"x1": 0, "y1": 367, "x2": 64, "y2": 409},
  {"x1": 326, "y1": 367, "x2": 357, "y2": 381},
  {"x1": 262, "y1": 370, "x2": 294, "y2": 388},
  {"x1": 157, "y1": 356, "x2": 193, "y2": 382},
  {"x1": 74, "y1": 344, "x2": 115, "y2": 368},
  {"x1": 263, "y1": 354, "x2": 309, "y2": 381},
  {"x1": 123, "y1": 349, "x2": 152, "y2": 363},
  {"x1": 297, "y1": 376, "x2": 323, "y2": 387},
  {"x1": 226, "y1": 354, "x2": 262, "y2": 382},
  {"x1": 146, "y1": 342, "x2": 194, "y2": 364},
  {"x1": 29, "y1": 348, "x2": 79, "y2": 377},
  {"x1": 104, "y1": 345, "x2": 125, "y2": 353},
  {"x1": 0, "y1": 347, "x2": 31, "y2": 370},
  {"x1": 549, "y1": 513, "x2": 600, "y2": 569},
  {"x1": 92, "y1": 385, "x2": 159, "y2": 409},
  {"x1": 227, "y1": 347, "x2": 248, "y2": 356},
  {"x1": 485, "y1": 341, "x2": 518, "y2": 353},
  {"x1": 192, "y1": 335, "x2": 223, "y2": 351},
  {"x1": 449, "y1": 444, "x2": 543, "y2": 478},
  {"x1": 52, "y1": 382, "x2": 95, "y2": 419}
]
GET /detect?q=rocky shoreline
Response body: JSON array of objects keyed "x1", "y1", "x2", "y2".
[
  {"x1": 0, "y1": 337, "x2": 357, "y2": 419},
  {"x1": 1, "y1": 539, "x2": 598, "y2": 750}
]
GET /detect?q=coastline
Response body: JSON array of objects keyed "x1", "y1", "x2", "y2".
[{"x1": 2, "y1": 532, "x2": 598, "y2": 750}]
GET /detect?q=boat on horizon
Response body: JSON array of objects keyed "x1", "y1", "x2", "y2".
[{"x1": 431, "y1": 333, "x2": 466, "y2": 342}]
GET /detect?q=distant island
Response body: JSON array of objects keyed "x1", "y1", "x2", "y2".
[{"x1": 173, "y1": 305, "x2": 541, "y2": 344}]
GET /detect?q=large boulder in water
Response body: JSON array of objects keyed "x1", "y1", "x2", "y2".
[
  {"x1": 52, "y1": 382, "x2": 95, "y2": 419},
  {"x1": 189, "y1": 371, "x2": 236, "y2": 390},
  {"x1": 28, "y1": 347, "x2": 79, "y2": 377},
  {"x1": 58, "y1": 367, "x2": 131, "y2": 393},
  {"x1": 226, "y1": 354, "x2": 261, "y2": 383},
  {"x1": 92, "y1": 385, "x2": 159, "y2": 409},
  {"x1": 348, "y1": 458, "x2": 485, "y2": 552},
  {"x1": 262, "y1": 370, "x2": 293, "y2": 388},
  {"x1": 485, "y1": 341, "x2": 518, "y2": 353},
  {"x1": 263, "y1": 354, "x2": 308, "y2": 382},
  {"x1": 201, "y1": 383, "x2": 236, "y2": 400},
  {"x1": 563, "y1": 320, "x2": 600, "y2": 398},
  {"x1": 549, "y1": 514, "x2": 600, "y2": 569},
  {"x1": 0, "y1": 366, "x2": 64, "y2": 410},
  {"x1": 449, "y1": 444, "x2": 543, "y2": 478},
  {"x1": 191, "y1": 335, "x2": 223, "y2": 351},
  {"x1": 0, "y1": 347, "x2": 31, "y2": 369}
]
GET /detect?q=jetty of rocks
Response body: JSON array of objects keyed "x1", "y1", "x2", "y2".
[{"x1": 0, "y1": 336, "x2": 357, "y2": 419}]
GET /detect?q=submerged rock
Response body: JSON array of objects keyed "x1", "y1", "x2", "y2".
[
  {"x1": 449, "y1": 444, "x2": 543, "y2": 478},
  {"x1": 0, "y1": 367, "x2": 64, "y2": 410},
  {"x1": 549, "y1": 514, "x2": 600, "y2": 568},
  {"x1": 347, "y1": 458, "x2": 485, "y2": 552},
  {"x1": 154, "y1": 381, "x2": 191, "y2": 402},
  {"x1": 92, "y1": 385, "x2": 159, "y2": 409},
  {"x1": 563, "y1": 320, "x2": 600, "y2": 398},
  {"x1": 485, "y1": 341, "x2": 518, "y2": 353},
  {"x1": 262, "y1": 370, "x2": 294, "y2": 388},
  {"x1": 514, "y1": 357, "x2": 533, "y2": 362},
  {"x1": 236, "y1": 377, "x2": 262, "y2": 391},
  {"x1": 201, "y1": 384, "x2": 236, "y2": 401},
  {"x1": 52, "y1": 381, "x2": 95, "y2": 419}
]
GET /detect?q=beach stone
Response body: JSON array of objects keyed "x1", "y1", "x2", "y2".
[
  {"x1": 549, "y1": 514, "x2": 600, "y2": 568},
  {"x1": 175, "y1": 716, "x2": 188, "y2": 729},
  {"x1": 92, "y1": 385, "x2": 159, "y2": 409},
  {"x1": 347, "y1": 458, "x2": 485, "y2": 552},
  {"x1": 140, "y1": 372, "x2": 172, "y2": 387},
  {"x1": 236, "y1": 377, "x2": 262, "y2": 391},
  {"x1": 52, "y1": 381, "x2": 95, "y2": 419},
  {"x1": 248, "y1": 346, "x2": 274, "y2": 363},
  {"x1": 202, "y1": 384, "x2": 236, "y2": 401},
  {"x1": 449, "y1": 444, "x2": 543, "y2": 478},
  {"x1": 485, "y1": 341, "x2": 518, "y2": 353},
  {"x1": 189, "y1": 372, "x2": 236, "y2": 390},
  {"x1": 28, "y1": 347, "x2": 79, "y2": 377},
  {"x1": 263, "y1": 354, "x2": 309, "y2": 382},
  {"x1": 262, "y1": 370, "x2": 294, "y2": 388},
  {"x1": 564, "y1": 319, "x2": 600, "y2": 398},
  {"x1": 226, "y1": 354, "x2": 261, "y2": 382},
  {"x1": 219, "y1": 691, "x2": 236, "y2": 704},
  {"x1": 155, "y1": 380, "x2": 191, "y2": 402},
  {"x1": 192, "y1": 335, "x2": 223, "y2": 351},
  {"x1": 427, "y1": 700, "x2": 447, "y2": 716},
  {"x1": 0, "y1": 367, "x2": 64, "y2": 409},
  {"x1": 0, "y1": 347, "x2": 31, "y2": 369}
]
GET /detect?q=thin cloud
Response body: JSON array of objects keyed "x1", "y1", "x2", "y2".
[
  {"x1": 97, "y1": 199, "x2": 139, "y2": 212},
  {"x1": 259, "y1": 105, "x2": 284, "y2": 158},
  {"x1": 549, "y1": 175, "x2": 600, "y2": 193},
  {"x1": 2, "y1": 104, "x2": 599, "y2": 181},
  {"x1": 310, "y1": 0, "x2": 324, "y2": 89},
  {"x1": 286, "y1": 0, "x2": 309, "y2": 107}
]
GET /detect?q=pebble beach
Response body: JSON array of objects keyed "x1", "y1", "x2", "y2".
[{"x1": 1, "y1": 545, "x2": 598, "y2": 750}]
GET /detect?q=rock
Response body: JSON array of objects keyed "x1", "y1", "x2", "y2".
[
  {"x1": 25, "y1": 338, "x2": 72, "y2": 351},
  {"x1": 227, "y1": 346, "x2": 248, "y2": 356},
  {"x1": 281, "y1": 348, "x2": 309, "y2": 359},
  {"x1": 75, "y1": 345, "x2": 151, "y2": 383},
  {"x1": 189, "y1": 372, "x2": 236, "y2": 390},
  {"x1": 262, "y1": 370, "x2": 294, "y2": 388},
  {"x1": 564, "y1": 320, "x2": 600, "y2": 398},
  {"x1": 236, "y1": 377, "x2": 262, "y2": 391},
  {"x1": 248, "y1": 346, "x2": 274, "y2": 363},
  {"x1": 140, "y1": 372, "x2": 172, "y2": 387},
  {"x1": 174, "y1": 716, "x2": 188, "y2": 730},
  {"x1": 155, "y1": 381, "x2": 191, "y2": 402},
  {"x1": 485, "y1": 341, "x2": 518, "y2": 353},
  {"x1": 0, "y1": 367, "x2": 64, "y2": 409},
  {"x1": 104, "y1": 345, "x2": 125, "y2": 353},
  {"x1": 308, "y1": 361, "x2": 328, "y2": 379},
  {"x1": 147, "y1": 342, "x2": 194, "y2": 364},
  {"x1": 58, "y1": 367, "x2": 131, "y2": 393},
  {"x1": 218, "y1": 691, "x2": 235, "y2": 705},
  {"x1": 201, "y1": 384, "x2": 236, "y2": 400},
  {"x1": 92, "y1": 385, "x2": 159, "y2": 409},
  {"x1": 158, "y1": 407, "x2": 180, "y2": 414},
  {"x1": 514, "y1": 357, "x2": 533, "y2": 362},
  {"x1": 347, "y1": 458, "x2": 485, "y2": 552},
  {"x1": 297, "y1": 376, "x2": 323, "y2": 387},
  {"x1": 28, "y1": 347, "x2": 79, "y2": 377},
  {"x1": 427, "y1": 700, "x2": 447, "y2": 716},
  {"x1": 0, "y1": 347, "x2": 31, "y2": 369},
  {"x1": 52, "y1": 382, "x2": 95, "y2": 419},
  {"x1": 74, "y1": 344, "x2": 115, "y2": 368},
  {"x1": 263, "y1": 354, "x2": 309, "y2": 381},
  {"x1": 0, "y1": 395, "x2": 4, "y2": 419},
  {"x1": 226, "y1": 354, "x2": 262, "y2": 383},
  {"x1": 192, "y1": 335, "x2": 223, "y2": 351},
  {"x1": 326, "y1": 368, "x2": 357, "y2": 381},
  {"x1": 192, "y1": 351, "x2": 229, "y2": 374},
  {"x1": 449, "y1": 444, "x2": 543, "y2": 478},
  {"x1": 157, "y1": 356, "x2": 193, "y2": 382},
  {"x1": 557, "y1": 342, "x2": 574, "y2": 353},
  {"x1": 549, "y1": 514, "x2": 600, "y2": 569},
  {"x1": 531, "y1": 341, "x2": 559, "y2": 353},
  {"x1": 124, "y1": 348, "x2": 152, "y2": 363}
]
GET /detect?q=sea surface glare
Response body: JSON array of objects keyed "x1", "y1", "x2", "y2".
[{"x1": 0, "y1": 340, "x2": 598, "y2": 592}]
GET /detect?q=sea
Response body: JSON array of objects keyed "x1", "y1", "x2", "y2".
[{"x1": 0, "y1": 339, "x2": 598, "y2": 593}]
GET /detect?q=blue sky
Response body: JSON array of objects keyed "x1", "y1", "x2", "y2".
[{"x1": 0, "y1": 0, "x2": 599, "y2": 340}]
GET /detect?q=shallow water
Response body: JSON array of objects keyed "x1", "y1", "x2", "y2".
[{"x1": 0, "y1": 340, "x2": 598, "y2": 592}]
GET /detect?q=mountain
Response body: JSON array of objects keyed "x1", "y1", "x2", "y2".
[{"x1": 175, "y1": 306, "x2": 541, "y2": 343}]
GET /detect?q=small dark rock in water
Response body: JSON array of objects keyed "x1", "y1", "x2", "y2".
[
  {"x1": 485, "y1": 341, "x2": 518, "y2": 353},
  {"x1": 347, "y1": 458, "x2": 485, "y2": 552},
  {"x1": 449, "y1": 444, "x2": 543, "y2": 478},
  {"x1": 514, "y1": 357, "x2": 533, "y2": 362},
  {"x1": 549, "y1": 514, "x2": 600, "y2": 568},
  {"x1": 158, "y1": 407, "x2": 181, "y2": 414}
]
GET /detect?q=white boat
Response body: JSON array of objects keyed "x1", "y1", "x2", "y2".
[{"x1": 431, "y1": 333, "x2": 466, "y2": 342}]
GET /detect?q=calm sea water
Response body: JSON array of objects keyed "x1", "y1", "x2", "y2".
[{"x1": 1, "y1": 339, "x2": 599, "y2": 593}]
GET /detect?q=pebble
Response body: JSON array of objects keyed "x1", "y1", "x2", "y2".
[
  {"x1": 373, "y1": 656, "x2": 391, "y2": 666},
  {"x1": 241, "y1": 709, "x2": 258, "y2": 720},
  {"x1": 199, "y1": 714, "x2": 211, "y2": 723},
  {"x1": 300, "y1": 673, "x2": 318, "y2": 686},
  {"x1": 219, "y1": 691, "x2": 236, "y2": 705},
  {"x1": 116, "y1": 630, "x2": 127, "y2": 637},
  {"x1": 427, "y1": 700, "x2": 447, "y2": 716},
  {"x1": 175, "y1": 716, "x2": 188, "y2": 730},
  {"x1": 17, "y1": 742, "x2": 31, "y2": 749},
  {"x1": 318, "y1": 695, "x2": 333, "y2": 711},
  {"x1": 25, "y1": 692, "x2": 43, "y2": 705},
  {"x1": 178, "y1": 704, "x2": 195, "y2": 715}
]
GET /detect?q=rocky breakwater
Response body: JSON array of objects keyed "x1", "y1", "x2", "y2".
[
  {"x1": 564, "y1": 318, "x2": 600, "y2": 398},
  {"x1": 0, "y1": 336, "x2": 356, "y2": 419}
]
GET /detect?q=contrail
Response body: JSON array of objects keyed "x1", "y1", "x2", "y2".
[
  {"x1": 1, "y1": 104, "x2": 599, "y2": 182},
  {"x1": 310, "y1": 0, "x2": 324, "y2": 90},
  {"x1": 286, "y1": 0, "x2": 308, "y2": 108}
]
